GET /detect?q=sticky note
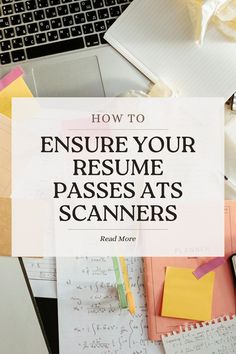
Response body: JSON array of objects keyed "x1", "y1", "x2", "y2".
[
  {"x1": 0, "y1": 75, "x2": 33, "y2": 118},
  {"x1": 161, "y1": 267, "x2": 215, "y2": 321},
  {"x1": 0, "y1": 114, "x2": 11, "y2": 197}
]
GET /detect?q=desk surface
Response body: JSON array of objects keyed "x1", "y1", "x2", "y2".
[{"x1": 0, "y1": 257, "x2": 49, "y2": 354}]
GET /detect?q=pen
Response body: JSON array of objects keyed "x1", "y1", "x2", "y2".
[
  {"x1": 119, "y1": 257, "x2": 136, "y2": 315},
  {"x1": 112, "y1": 257, "x2": 128, "y2": 309}
]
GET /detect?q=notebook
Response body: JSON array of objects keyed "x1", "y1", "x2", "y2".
[
  {"x1": 105, "y1": 0, "x2": 236, "y2": 99},
  {"x1": 144, "y1": 200, "x2": 236, "y2": 340},
  {"x1": 162, "y1": 316, "x2": 236, "y2": 354}
]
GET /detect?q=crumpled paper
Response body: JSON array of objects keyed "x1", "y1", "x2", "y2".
[
  {"x1": 187, "y1": 0, "x2": 236, "y2": 44},
  {"x1": 118, "y1": 80, "x2": 173, "y2": 98}
]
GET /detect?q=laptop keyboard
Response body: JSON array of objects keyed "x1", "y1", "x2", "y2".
[{"x1": 0, "y1": 0, "x2": 132, "y2": 65}]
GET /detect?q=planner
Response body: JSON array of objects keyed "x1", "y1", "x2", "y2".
[
  {"x1": 162, "y1": 316, "x2": 236, "y2": 354},
  {"x1": 144, "y1": 200, "x2": 236, "y2": 340}
]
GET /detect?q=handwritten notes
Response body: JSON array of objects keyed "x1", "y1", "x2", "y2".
[
  {"x1": 57, "y1": 257, "x2": 164, "y2": 354},
  {"x1": 161, "y1": 267, "x2": 215, "y2": 321},
  {"x1": 23, "y1": 257, "x2": 57, "y2": 298},
  {"x1": 162, "y1": 316, "x2": 236, "y2": 354}
]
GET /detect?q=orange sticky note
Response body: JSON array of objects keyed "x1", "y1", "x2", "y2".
[
  {"x1": 161, "y1": 267, "x2": 215, "y2": 321},
  {"x1": 0, "y1": 76, "x2": 33, "y2": 118}
]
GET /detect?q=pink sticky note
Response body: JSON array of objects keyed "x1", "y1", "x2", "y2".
[
  {"x1": 0, "y1": 66, "x2": 24, "y2": 92},
  {"x1": 193, "y1": 257, "x2": 226, "y2": 279}
]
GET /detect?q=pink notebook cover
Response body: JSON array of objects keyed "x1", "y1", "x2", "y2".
[{"x1": 144, "y1": 201, "x2": 236, "y2": 340}]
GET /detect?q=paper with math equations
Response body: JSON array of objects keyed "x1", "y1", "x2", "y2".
[
  {"x1": 57, "y1": 257, "x2": 164, "y2": 354},
  {"x1": 161, "y1": 267, "x2": 215, "y2": 321},
  {"x1": 0, "y1": 67, "x2": 33, "y2": 118}
]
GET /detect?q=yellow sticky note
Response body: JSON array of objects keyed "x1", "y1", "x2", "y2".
[
  {"x1": 161, "y1": 267, "x2": 215, "y2": 321},
  {"x1": 0, "y1": 76, "x2": 33, "y2": 118},
  {"x1": 0, "y1": 114, "x2": 11, "y2": 197}
]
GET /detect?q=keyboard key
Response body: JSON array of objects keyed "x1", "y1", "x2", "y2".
[
  {"x1": 46, "y1": 7, "x2": 57, "y2": 18},
  {"x1": 0, "y1": 52, "x2": 11, "y2": 65},
  {"x1": 2, "y1": 5, "x2": 13, "y2": 15},
  {"x1": 24, "y1": 35, "x2": 35, "y2": 46},
  {"x1": 61, "y1": 0, "x2": 72, "y2": 3},
  {"x1": 39, "y1": 20, "x2": 50, "y2": 31},
  {"x1": 105, "y1": 0, "x2": 115, "y2": 5},
  {"x1": 0, "y1": 17, "x2": 10, "y2": 28},
  {"x1": 50, "y1": 0, "x2": 60, "y2": 4},
  {"x1": 47, "y1": 30, "x2": 58, "y2": 41},
  {"x1": 106, "y1": 18, "x2": 115, "y2": 28},
  {"x1": 74, "y1": 13, "x2": 85, "y2": 24},
  {"x1": 121, "y1": 3, "x2": 129, "y2": 11},
  {"x1": 85, "y1": 33, "x2": 99, "y2": 47},
  {"x1": 57, "y1": 5, "x2": 68, "y2": 16},
  {"x1": 10, "y1": 15, "x2": 21, "y2": 25},
  {"x1": 70, "y1": 25, "x2": 81, "y2": 36},
  {"x1": 59, "y1": 28, "x2": 70, "y2": 39},
  {"x1": 0, "y1": 40, "x2": 11, "y2": 51},
  {"x1": 110, "y1": 6, "x2": 120, "y2": 17},
  {"x1": 51, "y1": 18, "x2": 62, "y2": 29},
  {"x1": 92, "y1": 0, "x2": 104, "y2": 8},
  {"x1": 117, "y1": 0, "x2": 128, "y2": 3},
  {"x1": 22, "y1": 12, "x2": 34, "y2": 23},
  {"x1": 2, "y1": 0, "x2": 13, "y2": 3},
  {"x1": 25, "y1": 0, "x2": 37, "y2": 10},
  {"x1": 81, "y1": 0, "x2": 92, "y2": 11},
  {"x1": 62, "y1": 15, "x2": 73, "y2": 26},
  {"x1": 35, "y1": 33, "x2": 47, "y2": 43},
  {"x1": 37, "y1": 0, "x2": 48, "y2": 8},
  {"x1": 98, "y1": 8, "x2": 109, "y2": 19},
  {"x1": 82, "y1": 23, "x2": 93, "y2": 34},
  {"x1": 94, "y1": 20, "x2": 105, "y2": 32},
  {"x1": 34, "y1": 10, "x2": 45, "y2": 21},
  {"x1": 26, "y1": 37, "x2": 85, "y2": 59},
  {"x1": 4, "y1": 27, "x2": 14, "y2": 38},
  {"x1": 86, "y1": 10, "x2": 97, "y2": 22},
  {"x1": 99, "y1": 31, "x2": 106, "y2": 44},
  {"x1": 14, "y1": 2, "x2": 25, "y2": 12},
  {"x1": 12, "y1": 49, "x2": 26, "y2": 62},
  {"x1": 27, "y1": 23, "x2": 38, "y2": 33},
  {"x1": 0, "y1": 30, "x2": 3, "y2": 40},
  {"x1": 12, "y1": 37, "x2": 23, "y2": 48},
  {"x1": 15, "y1": 25, "x2": 27, "y2": 36},
  {"x1": 69, "y1": 3, "x2": 80, "y2": 13}
]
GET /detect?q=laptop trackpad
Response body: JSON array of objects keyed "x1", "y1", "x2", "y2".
[{"x1": 32, "y1": 55, "x2": 105, "y2": 97}]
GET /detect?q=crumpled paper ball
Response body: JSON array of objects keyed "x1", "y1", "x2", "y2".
[{"x1": 187, "y1": 0, "x2": 236, "y2": 44}]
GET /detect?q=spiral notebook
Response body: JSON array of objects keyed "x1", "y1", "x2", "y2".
[{"x1": 162, "y1": 316, "x2": 236, "y2": 354}]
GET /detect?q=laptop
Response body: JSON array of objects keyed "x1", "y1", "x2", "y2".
[{"x1": 0, "y1": 0, "x2": 148, "y2": 97}]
